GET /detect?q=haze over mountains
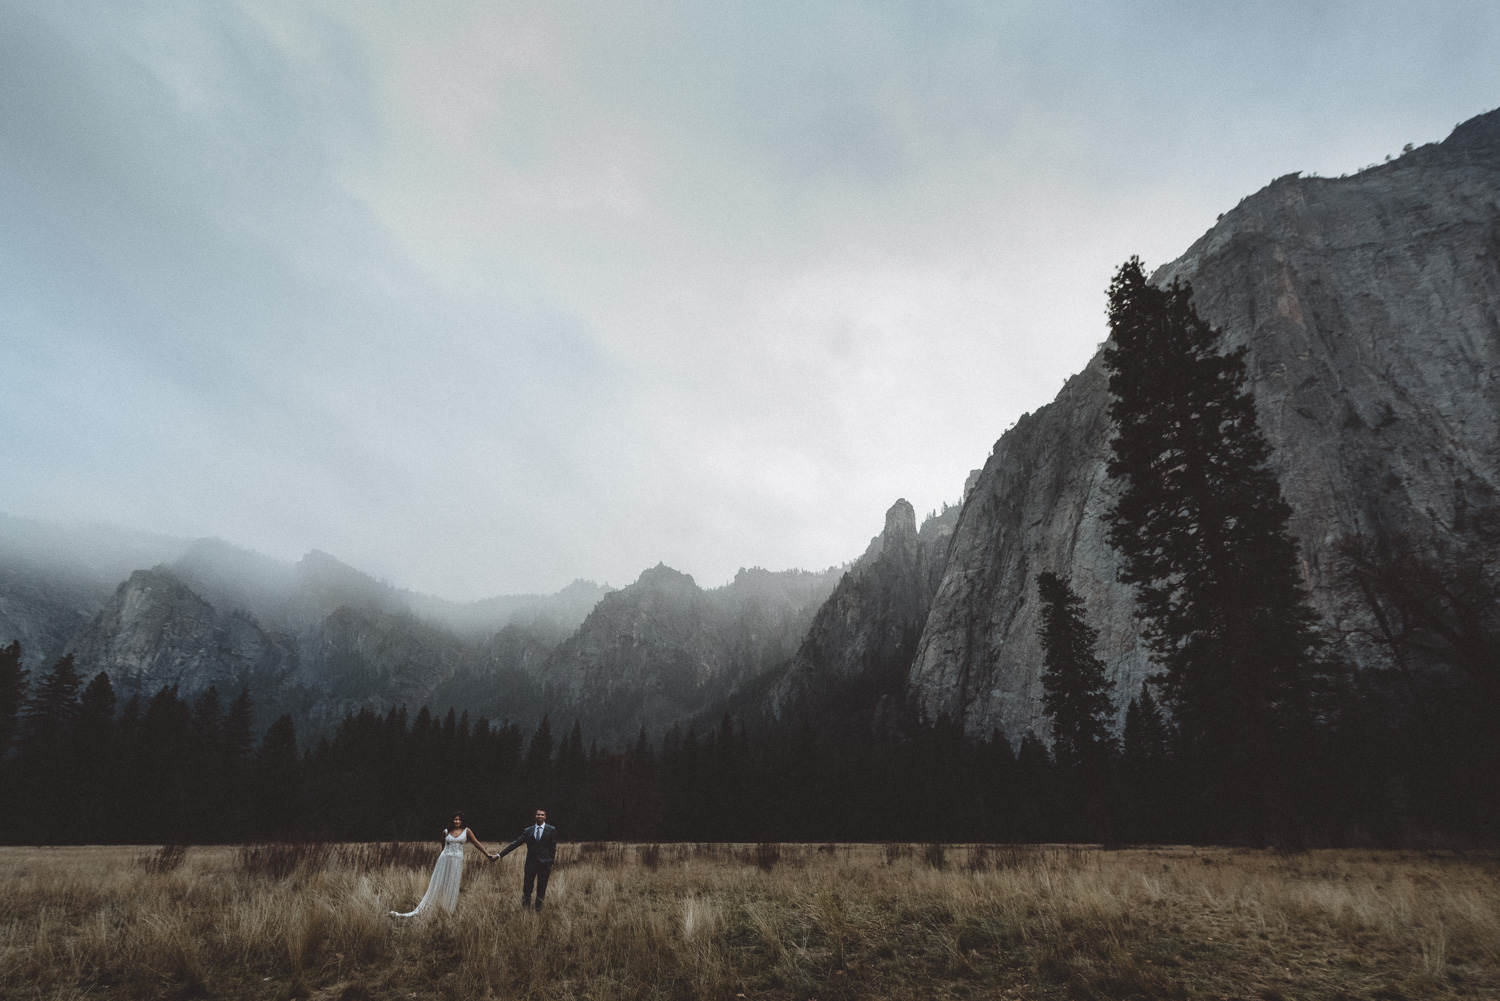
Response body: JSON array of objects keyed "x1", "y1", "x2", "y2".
[{"x1": 3, "y1": 108, "x2": 1497, "y2": 747}]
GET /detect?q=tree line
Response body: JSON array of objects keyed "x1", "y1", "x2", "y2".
[
  {"x1": 1, "y1": 258, "x2": 1493, "y2": 847},
  {"x1": 0, "y1": 650, "x2": 1043, "y2": 844}
]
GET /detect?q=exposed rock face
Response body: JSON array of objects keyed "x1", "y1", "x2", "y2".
[
  {"x1": 544, "y1": 562, "x2": 842, "y2": 741},
  {"x1": 0, "y1": 566, "x2": 94, "y2": 674},
  {"x1": 0, "y1": 515, "x2": 189, "y2": 671},
  {"x1": 0, "y1": 532, "x2": 611, "y2": 731},
  {"x1": 909, "y1": 109, "x2": 1500, "y2": 740},
  {"x1": 768, "y1": 499, "x2": 959, "y2": 725},
  {"x1": 66, "y1": 568, "x2": 294, "y2": 699}
]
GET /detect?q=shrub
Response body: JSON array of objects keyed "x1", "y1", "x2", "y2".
[
  {"x1": 140, "y1": 843, "x2": 189, "y2": 875},
  {"x1": 752, "y1": 842, "x2": 780, "y2": 872},
  {"x1": 337, "y1": 841, "x2": 431, "y2": 873},
  {"x1": 237, "y1": 841, "x2": 335, "y2": 879}
]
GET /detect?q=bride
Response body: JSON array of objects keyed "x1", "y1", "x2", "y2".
[{"x1": 389, "y1": 812, "x2": 495, "y2": 917}]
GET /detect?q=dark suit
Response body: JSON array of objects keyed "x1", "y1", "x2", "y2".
[{"x1": 499, "y1": 823, "x2": 558, "y2": 909}]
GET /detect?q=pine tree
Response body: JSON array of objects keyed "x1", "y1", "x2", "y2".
[
  {"x1": 19, "y1": 654, "x2": 81, "y2": 760},
  {"x1": 1103, "y1": 257, "x2": 1335, "y2": 843},
  {"x1": 75, "y1": 673, "x2": 118, "y2": 840},
  {"x1": 75, "y1": 672, "x2": 116, "y2": 750},
  {"x1": 978, "y1": 728, "x2": 1017, "y2": 841},
  {"x1": 223, "y1": 687, "x2": 255, "y2": 763},
  {"x1": 554, "y1": 719, "x2": 586, "y2": 831},
  {"x1": 524, "y1": 715, "x2": 554, "y2": 808},
  {"x1": 1036, "y1": 571, "x2": 1117, "y2": 771},
  {"x1": 0, "y1": 641, "x2": 26, "y2": 757},
  {"x1": 256, "y1": 714, "x2": 301, "y2": 837},
  {"x1": 260, "y1": 714, "x2": 299, "y2": 767},
  {"x1": 1015, "y1": 732, "x2": 1054, "y2": 840},
  {"x1": 1121, "y1": 683, "x2": 1172, "y2": 840},
  {"x1": 192, "y1": 687, "x2": 223, "y2": 749},
  {"x1": 133, "y1": 686, "x2": 193, "y2": 842},
  {"x1": 1121, "y1": 685, "x2": 1169, "y2": 773}
]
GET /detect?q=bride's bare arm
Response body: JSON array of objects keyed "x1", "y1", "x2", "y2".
[{"x1": 465, "y1": 829, "x2": 492, "y2": 857}]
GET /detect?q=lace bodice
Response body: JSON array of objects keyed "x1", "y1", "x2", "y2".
[{"x1": 441, "y1": 829, "x2": 468, "y2": 857}]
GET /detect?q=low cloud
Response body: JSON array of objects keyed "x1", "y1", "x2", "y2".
[{"x1": 2, "y1": 0, "x2": 1496, "y2": 598}]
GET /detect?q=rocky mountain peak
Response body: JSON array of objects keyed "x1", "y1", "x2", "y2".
[
  {"x1": 884, "y1": 498, "x2": 917, "y2": 542},
  {"x1": 634, "y1": 562, "x2": 699, "y2": 593},
  {"x1": 766, "y1": 495, "x2": 961, "y2": 726},
  {"x1": 1440, "y1": 106, "x2": 1500, "y2": 156},
  {"x1": 65, "y1": 566, "x2": 291, "y2": 701}
]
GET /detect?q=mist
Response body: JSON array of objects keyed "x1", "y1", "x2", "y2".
[{"x1": 2, "y1": 1, "x2": 1497, "y2": 598}]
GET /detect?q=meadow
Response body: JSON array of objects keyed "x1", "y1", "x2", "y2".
[{"x1": 1, "y1": 841, "x2": 1496, "y2": 1001}]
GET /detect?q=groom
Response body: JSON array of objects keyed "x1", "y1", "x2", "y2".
[{"x1": 495, "y1": 808, "x2": 557, "y2": 911}]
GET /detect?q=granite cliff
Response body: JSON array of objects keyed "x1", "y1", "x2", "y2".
[
  {"x1": 766, "y1": 498, "x2": 961, "y2": 729},
  {"x1": 909, "y1": 109, "x2": 1500, "y2": 740},
  {"x1": 66, "y1": 567, "x2": 295, "y2": 700},
  {"x1": 542, "y1": 563, "x2": 842, "y2": 742}
]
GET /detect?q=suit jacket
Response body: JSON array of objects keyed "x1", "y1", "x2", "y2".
[{"x1": 500, "y1": 823, "x2": 558, "y2": 866}]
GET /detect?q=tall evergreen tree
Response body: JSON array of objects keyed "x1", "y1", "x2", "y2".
[
  {"x1": 75, "y1": 673, "x2": 118, "y2": 839},
  {"x1": 978, "y1": 728, "x2": 1018, "y2": 841},
  {"x1": 1036, "y1": 571, "x2": 1117, "y2": 771},
  {"x1": 223, "y1": 687, "x2": 255, "y2": 763},
  {"x1": 19, "y1": 654, "x2": 82, "y2": 760},
  {"x1": 134, "y1": 687, "x2": 193, "y2": 842},
  {"x1": 556, "y1": 719, "x2": 586, "y2": 821},
  {"x1": 1103, "y1": 257, "x2": 1335, "y2": 843},
  {"x1": 0, "y1": 641, "x2": 26, "y2": 758},
  {"x1": 16, "y1": 655, "x2": 84, "y2": 830},
  {"x1": 1015, "y1": 732, "x2": 1054, "y2": 841},
  {"x1": 1121, "y1": 685, "x2": 1169, "y2": 774},
  {"x1": 524, "y1": 714, "x2": 554, "y2": 808},
  {"x1": 1121, "y1": 684, "x2": 1172, "y2": 840},
  {"x1": 75, "y1": 672, "x2": 116, "y2": 751},
  {"x1": 256, "y1": 714, "x2": 302, "y2": 836}
]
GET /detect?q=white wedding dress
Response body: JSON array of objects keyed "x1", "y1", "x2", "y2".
[{"x1": 390, "y1": 830, "x2": 468, "y2": 917}]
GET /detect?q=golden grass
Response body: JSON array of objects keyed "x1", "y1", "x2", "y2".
[{"x1": 1, "y1": 842, "x2": 1497, "y2": 1000}]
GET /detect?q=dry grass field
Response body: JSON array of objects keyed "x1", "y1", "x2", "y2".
[{"x1": 1, "y1": 841, "x2": 1497, "y2": 1001}]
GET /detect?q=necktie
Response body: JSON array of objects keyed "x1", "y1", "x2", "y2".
[{"x1": 534, "y1": 825, "x2": 542, "y2": 840}]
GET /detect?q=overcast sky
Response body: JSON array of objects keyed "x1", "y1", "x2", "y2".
[{"x1": 2, "y1": 1, "x2": 1497, "y2": 599}]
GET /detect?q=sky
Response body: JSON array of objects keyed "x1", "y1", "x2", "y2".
[{"x1": 2, "y1": 1, "x2": 1497, "y2": 600}]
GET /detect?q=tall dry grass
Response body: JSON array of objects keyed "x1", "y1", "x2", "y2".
[{"x1": 1, "y1": 842, "x2": 1496, "y2": 1000}]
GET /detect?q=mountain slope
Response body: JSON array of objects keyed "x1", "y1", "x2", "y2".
[
  {"x1": 908, "y1": 109, "x2": 1500, "y2": 739},
  {"x1": 542, "y1": 563, "x2": 842, "y2": 742},
  {"x1": 766, "y1": 498, "x2": 960, "y2": 731}
]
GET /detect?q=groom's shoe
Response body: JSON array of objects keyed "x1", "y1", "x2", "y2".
[{"x1": 520, "y1": 897, "x2": 531, "y2": 910}]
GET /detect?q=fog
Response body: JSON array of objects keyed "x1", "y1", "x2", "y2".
[{"x1": 2, "y1": 1, "x2": 1496, "y2": 599}]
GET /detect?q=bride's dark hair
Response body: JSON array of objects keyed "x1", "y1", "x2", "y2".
[{"x1": 448, "y1": 811, "x2": 465, "y2": 830}]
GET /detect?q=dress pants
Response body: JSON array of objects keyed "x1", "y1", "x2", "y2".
[{"x1": 522, "y1": 860, "x2": 551, "y2": 909}]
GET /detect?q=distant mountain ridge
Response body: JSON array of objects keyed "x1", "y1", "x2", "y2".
[
  {"x1": 544, "y1": 562, "x2": 843, "y2": 743},
  {"x1": 0, "y1": 517, "x2": 846, "y2": 739}
]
